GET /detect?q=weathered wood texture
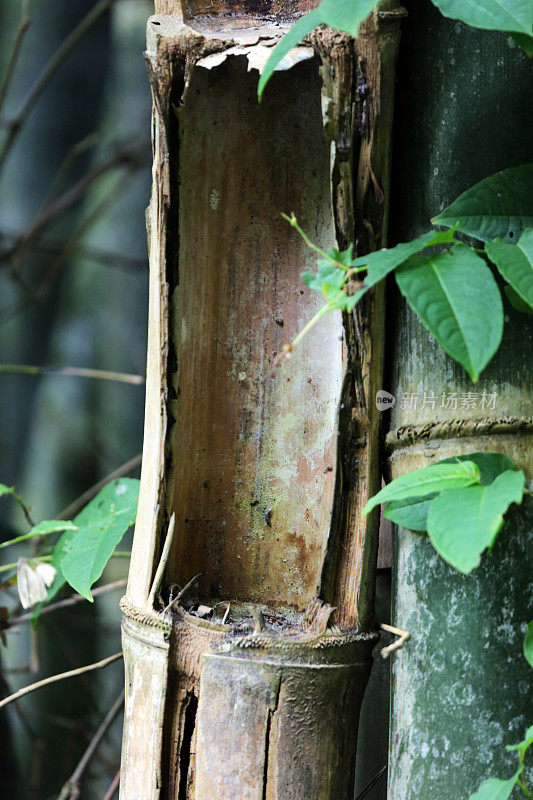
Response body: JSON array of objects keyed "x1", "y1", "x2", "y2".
[
  {"x1": 122, "y1": 4, "x2": 402, "y2": 798},
  {"x1": 386, "y1": 3, "x2": 533, "y2": 797},
  {"x1": 154, "y1": 0, "x2": 317, "y2": 18}
]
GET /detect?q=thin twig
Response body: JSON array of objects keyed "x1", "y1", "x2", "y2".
[
  {"x1": 1, "y1": 141, "x2": 148, "y2": 269},
  {"x1": 0, "y1": 364, "x2": 144, "y2": 385},
  {"x1": 147, "y1": 515, "x2": 176, "y2": 609},
  {"x1": 164, "y1": 572, "x2": 201, "y2": 613},
  {"x1": 0, "y1": 0, "x2": 31, "y2": 115},
  {"x1": 57, "y1": 454, "x2": 141, "y2": 521},
  {"x1": 2, "y1": 162, "x2": 143, "y2": 322},
  {"x1": 1, "y1": 231, "x2": 147, "y2": 272},
  {"x1": 0, "y1": 652, "x2": 122, "y2": 711},
  {"x1": 354, "y1": 765, "x2": 387, "y2": 800},
  {"x1": 101, "y1": 770, "x2": 120, "y2": 800},
  {"x1": 380, "y1": 622, "x2": 411, "y2": 658},
  {"x1": 0, "y1": 0, "x2": 116, "y2": 174},
  {"x1": 56, "y1": 691, "x2": 124, "y2": 800},
  {"x1": 10, "y1": 579, "x2": 127, "y2": 626},
  {"x1": 38, "y1": 133, "x2": 99, "y2": 212}
]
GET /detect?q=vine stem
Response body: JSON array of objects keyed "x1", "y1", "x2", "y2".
[
  {"x1": 281, "y1": 213, "x2": 348, "y2": 270},
  {"x1": 518, "y1": 776, "x2": 533, "y2": 799},
  {"x1": 0, "y1": 652, "x2": 122, "y2": 711},
  {"x1": 291, "y1": 304, "x2": 333, "y2": 349}
]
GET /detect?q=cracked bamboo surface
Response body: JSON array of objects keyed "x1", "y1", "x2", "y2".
[{"x1": 121, "y1": 3, "x2": 402, "y2": 798}]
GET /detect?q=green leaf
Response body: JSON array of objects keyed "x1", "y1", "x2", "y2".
[
  {"x1": 510, "y1": 31, "x2": 533, "y2": 55},
  {"x1": 439, "y1": 452, "x2": 515, "y2": 485},
  {"x1": 352, "y1": 227, "x2": 457, "y2": 288},
  {"x1": 328, "y1": 244, "x2": 353, "y2": 267},
  {"x1": 505, "y1": 284, "x2": 533, "y2": 313},
  {"x1": 319, "y1": 0, "x2": 378, "y2": 34},
  {"x1": 430, "y1": 0, "x2": 533, "y2": 34},
  {"x1": 506, "y1": 725, "x2": 533, "y2": 752},
  {"x1": 55, "y1": 478, "x2": 139, "y2": 600},
  {"x1": 433, "y1": 163, "x2": 533, "y2": 242},
  {"x1": 395, "y1": 244, "x2": 503, "y2": 381},
  {"x1": 257, "y1": 9, "x2": 322, "y2": 100},
  {"x1": 384, "y1": 495, "x2": 436, "y2": 532},
  {"x1": 302, "y1": 261, "x2": 346, "y2": 293},
  {"x1": 383, "y1": 453, "x2": 513, "y2": 532},
  {"x1": 524, "y1": 621, "x2": 533, "y2": 669},
  {"x1": 486, "y1": 228, "x2": 533, "y2": 307},
  {"x1": 468, "y1": 768, "x2": 523, "y2": 800},
  {"x1": 427, "y1": 470, "x2": 525, "y2": 573},
  {"x1": 363, "y1": 461, "x2": 481, "y2": 515},
  {"x1": 257, "y1": 0, "x2": 378, "y2": 99}
]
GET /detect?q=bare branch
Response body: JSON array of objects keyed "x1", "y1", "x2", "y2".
[
  {"x1": 57, "y1": 691, "x2": 124, "y2": 800},
  {"x1": 0, "y1": 364, "x2": 144, "y2": 385},
  {"x1": 0, "y1": 0, "x2": 117, "y2": 174},
  {"x1": 10, "y1": 579, "x2": 127, "y2": 626},
  {"x1": 2, "y1": 161, "x2": 144, "y2": 322},
  {"x1": 0, "y1": 652, "x2": 122, "y2": 711},
  {"x1": 1, "y1": 141, "x2": 148, "y2": 269},
  {"x1": 101, "y1": 769, "x2": 120, "y2": 800},
  {"x1": 39, "y1": 133, "x2": 100, "y2": 212},
  {"x1": 0, "y1": 0, "x2": 31, "y2": 116},
  {"x1": 1, "y1": 232, "x2": 147, "y2": 273}
]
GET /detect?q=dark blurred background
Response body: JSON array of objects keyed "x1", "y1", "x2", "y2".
[{"x1": 0, "y1": 2, "x2": 151, "y2": 797}]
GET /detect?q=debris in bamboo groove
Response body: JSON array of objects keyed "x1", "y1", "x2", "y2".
[
  {"x1": 303, "y1": 597, "x2": 337, "y2": 635},
  {"x1": 250, "y1": 605, "x2": 265, "y2": 633},
  {"x1": 164, "y1": 572, "x2": 201, "y2": 612}
]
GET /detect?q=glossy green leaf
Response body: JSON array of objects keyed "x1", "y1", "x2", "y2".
[
  {"x1": 319, "y1": 0, "x2": 378, "y2": 33},
  {"x1": 504, "y1": 284, "x2": 533, "y2": 313},
  {"x1": 383, "y1": 452, "x2": 513, "y2": 532},
  {"x1": 384, "y1": 495, "x2": 436, "y2": 532},
  {"x1": 433, "y1": 163, "x2": 533, "y2": 242},
  {"x1": 363, "y1": 461, "x2": 481, "y2": 515},
  {"x1": 257, "y1": 9, "x2": 322, "y2": 101},
  {"x1": 431, "y1": 0, "x2": 533, "y2": 34},
  {"x1": 395, "y1": 244, "x2": 503, "y2": 381},
  {"x1": 0, "y1": 520, "x2": 77, "y2": 550},
  {"x1": 468, "y1": 768, "x2": 523, "y2": 800},
  {"x1": 506, "y1": 725, "x2": 533, "y2": 752},
  {"x1": 438, "y1": 453, "x2": 515, "y2": 485},
  {"x1": 510, "y1": 31, "x2": 533, "y2": 55},
  {"x1": 55, "y1": 478, "x2": 139, "y2": 600},
  {"x1": 427, "y1": 470, "x2": 525, "y2": 573},
  {"x1": 524, "y1": 621, "x2": 533, "y2": 669},
  {"x1": 328, "y1": 244, "x2": 353, "y2": 267},
  {"x1": 301, "y1": 261, "x2": 346, "y2": 294},
  {"x1": 486, "y1": 228, "x2": 533, "y2": 307},
  {"x1": 257, "y1": 0, "x2": 377, "y2": 99},
  {"x1": 352, "y1": 227, "x2": 457, "y2": 288}
]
